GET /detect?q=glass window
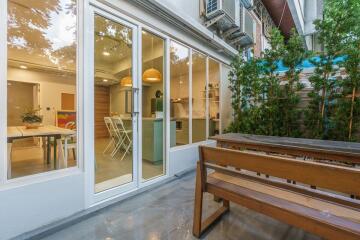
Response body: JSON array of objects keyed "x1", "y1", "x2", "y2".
[
  {"x1": 141, "y1": 30, "x2": 165, "y2": 181},
  {"x1": 170, "y1": 42, "x2": 190, "y2": 146},
  {"x1": 208, "y1": 58, "x2": 220, "y2": 136},
  {"x1": 192, "y1": 51, "x2": 207, "y2": 143},
  {"x1": 94, "y1": 15, "x2": 134, "y2": 193},
  {"x1": 7, "y1": 0, "x2": 77, "y2": 179}
]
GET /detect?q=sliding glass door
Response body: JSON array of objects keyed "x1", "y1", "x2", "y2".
[
  {"x1": 141, "y1": 30, "x2": 166, "y2": 181},
  {"x1": 93, "y1": 13, "x2": 137, "y2": 193}
]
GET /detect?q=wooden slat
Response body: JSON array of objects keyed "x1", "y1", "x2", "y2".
[
  {"x1": 210, "y1": 172, "x2": 360, "y2": 223},
  {"x1": 201, "y1": 146, "x2": 360, "y2": 196},
  {"x1": 206, "y1": 179, "x2": 360, "y2": 240},
  {"x1": 205, "y1": 163, "x2": 360, "y2": 209},
  {"x1": 95, "y1": 86, "x2": 110, "y2": 138},
  {"x1": 217, "y1": 140, "x2": 360, "y2": 164}
]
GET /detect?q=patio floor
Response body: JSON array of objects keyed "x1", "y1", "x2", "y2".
[{"x1": 39, "y1": 171, "x2": 321, "y2": 240}]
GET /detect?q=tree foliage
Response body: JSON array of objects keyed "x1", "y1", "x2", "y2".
[
  {"x1": 228, "y1": 0, "x2": 360, "y2": 142},
  {"x1": 228, "y1": 28, "x2": 306, "y2": 137},
  {"x1": 306, "y1": 0, "x2": 360, "y2": 141}
]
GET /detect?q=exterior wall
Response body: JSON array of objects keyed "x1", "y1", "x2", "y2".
[
  {"x1": 0, "y1": 173, "x2": 84, "y2": 240},
  {"x1": 159, "y1": 0, "x2": 202, "y2": 24}
]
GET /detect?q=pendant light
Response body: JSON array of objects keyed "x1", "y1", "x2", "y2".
[
  {"x1": 143, "y1": 35, "x2": 161, "y2": 83},
  {"x1": 121, "y1": 68, "x2": 132, "y2": 87}
]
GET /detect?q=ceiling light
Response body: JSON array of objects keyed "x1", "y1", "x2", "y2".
[
  {"x1": 19, "y1": 65, "x2": 27, "y2": 69},
  {"x1": 103, "y1": 79, "x2": 108, "y2": 82},
  {"x1": 121, "y1": 76, "x2": 132, "y2": 87},
  {"x1": 143, "y1": 68, "x2": 162, "y2": 83},
  {"x1": 103, "y1": 51, "x2": 110, "y2": 56}
]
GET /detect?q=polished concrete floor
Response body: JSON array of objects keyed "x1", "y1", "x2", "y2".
[{"x1": 40, "y1": 171, "x2": 321, "y2": 240}]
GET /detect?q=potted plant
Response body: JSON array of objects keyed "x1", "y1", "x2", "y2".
[{"x1": 21, "y1": 108, "x2": 43, "y2": 129}]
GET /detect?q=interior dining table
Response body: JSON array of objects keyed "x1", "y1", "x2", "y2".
[{"x1": 7, "y1": 125, "x2": 75, "y2": 179}]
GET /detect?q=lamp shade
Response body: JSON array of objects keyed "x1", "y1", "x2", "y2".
[
  {"x1": 142, "y1": 68, "x2": 162, "y2": 82},
  {"x1": 121, "y1": 76, "x2": 132, "y2": 87}
]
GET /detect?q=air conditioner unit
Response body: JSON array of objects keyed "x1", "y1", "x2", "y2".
[
  {"x1": 205, "y1": 0, "x2": 240, "y2": 30},
  {"x1": 229, "y1": 4, "x2": 255, "y2": 47},
  {"x1": 240, "y1": 0, "x2": 254, "y2": 9}
]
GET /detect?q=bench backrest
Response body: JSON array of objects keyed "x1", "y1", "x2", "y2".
[
  {"x1": 216, "y1": 140, "x2": 360, "y2": 164},
  {"x1": 199, "y1": 146, "x2": 360, "y2": 196}
]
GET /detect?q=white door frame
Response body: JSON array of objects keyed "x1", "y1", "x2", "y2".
[
  {"x1": 84, "y1": 5, "x2": 139, "y2": 205},
  {"x1": 84, "y1": 2, "x2": 171, "y2": 206}
]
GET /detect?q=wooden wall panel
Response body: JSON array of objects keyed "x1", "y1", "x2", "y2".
[{"x1": 95, "y1": 86, "x2": 110, "y2": 138}]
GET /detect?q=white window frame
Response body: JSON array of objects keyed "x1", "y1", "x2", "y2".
[
  {"x1": 0, "y1": 0, "x2": 84, "y2": 188},
  {"x1": 169, "y1": 44, "x2": 223, "y2": 151}
]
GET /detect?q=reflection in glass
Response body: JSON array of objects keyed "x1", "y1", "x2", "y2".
[
  {"x1": 192, "y1": 51, "x2": 207, "y2": 143},
  {"x1": 94, "y1": 15, "x2": 133, "y2": 192},
  {"x1": 7, "y1": 0, "x2": 77, "y2": 179},
  {"x1": 208, "y1": 59, "x2": 220, "y2": 136},
  {"x1": 170, "y1": 42, "x2": 190, "y2": 146},
  {"x1": 141, "y1": 31, "x2": 167, "y2": 181}
]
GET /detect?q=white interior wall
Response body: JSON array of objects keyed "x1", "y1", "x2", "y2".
[
  {"x1": 170, "y1": 73, "x2": 190, "y2": 118},
  {"x1": 7, "y1": 67, "x2": 77, "y2": 126},
  {"x1": 192, "y1": 70, "x2": 206, "y2": 118}
]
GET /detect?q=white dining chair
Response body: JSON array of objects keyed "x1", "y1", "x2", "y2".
[
  {"x1": 111, "y1": 116, "x2": 132, "y2": 161},
  {"x1": 103, "y1": 117, "x2": 118, "y2": 154},
  {"x1": 63, "y1": 121, "x2": 77, "y2": 167}
]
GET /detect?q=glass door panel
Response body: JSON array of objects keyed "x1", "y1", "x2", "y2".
[
  {"x1": 170, "y1": 42, "x2": 190, "y2": 146},
  {"x1": 141, "y1": 30, "x2": 165, "y2": 181},
  {"x1": 94, "y1": 14, "x2": 134, "y2": 193}
]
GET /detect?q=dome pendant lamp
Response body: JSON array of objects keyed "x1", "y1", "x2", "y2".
[
  {"x1": 143, "y1": 35, "x2": 161, "y2": 83},
  {"x1": 121, "y1": 68, "x2": 132, "y2": 87}
]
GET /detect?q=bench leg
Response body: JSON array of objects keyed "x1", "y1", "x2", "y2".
[
  {"x1": 193, "y1": 165, "x2": 230, "y2": 238},
  {"x1": 193, "y1": 164, "x2": 204, "y2": 238}
]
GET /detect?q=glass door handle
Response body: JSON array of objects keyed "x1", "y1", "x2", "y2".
[{"x1": 132, "y1": 87, "x2": 139, "y2": 116}]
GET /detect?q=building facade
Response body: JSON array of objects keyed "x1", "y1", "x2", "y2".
[{"x1": 0, "y1": 1, "x2": 316, "y2": 239}]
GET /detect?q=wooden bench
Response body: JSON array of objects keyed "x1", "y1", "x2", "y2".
[{"x1": 192, "y1": 146, "x2": 360, "y2": 239}]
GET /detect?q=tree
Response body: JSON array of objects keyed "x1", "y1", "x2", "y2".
[
  {"x1": 306, "y1": 0, "x2": 360, "y2": 140},
  {"x1": 304, "y1": 0, "x2": 346, "y2": 139},
  {"x1": 227, "y1": 53, "x2": 264, "y2": 134},
  {"x1": 280, "y1": 29, "x2": 307, "y2": 137},
  {"x1": 327, "y1": 0, "x2": 360, "y2": 141},
  {"x1": 261, "y1": 28, "x2": 285, "y2": 136}
]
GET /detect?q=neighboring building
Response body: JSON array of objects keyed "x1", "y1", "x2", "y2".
[
  {"x1": 0, "y1": 1, "x2": 321, "y2": 239},
  {"x1": 287, "y1": 0, "x2": 323, "y2": 51}
]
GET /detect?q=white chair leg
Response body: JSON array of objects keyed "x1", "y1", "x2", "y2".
[{"x1": 103, "y1": 138, "x2": 115, "y2": 154}]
